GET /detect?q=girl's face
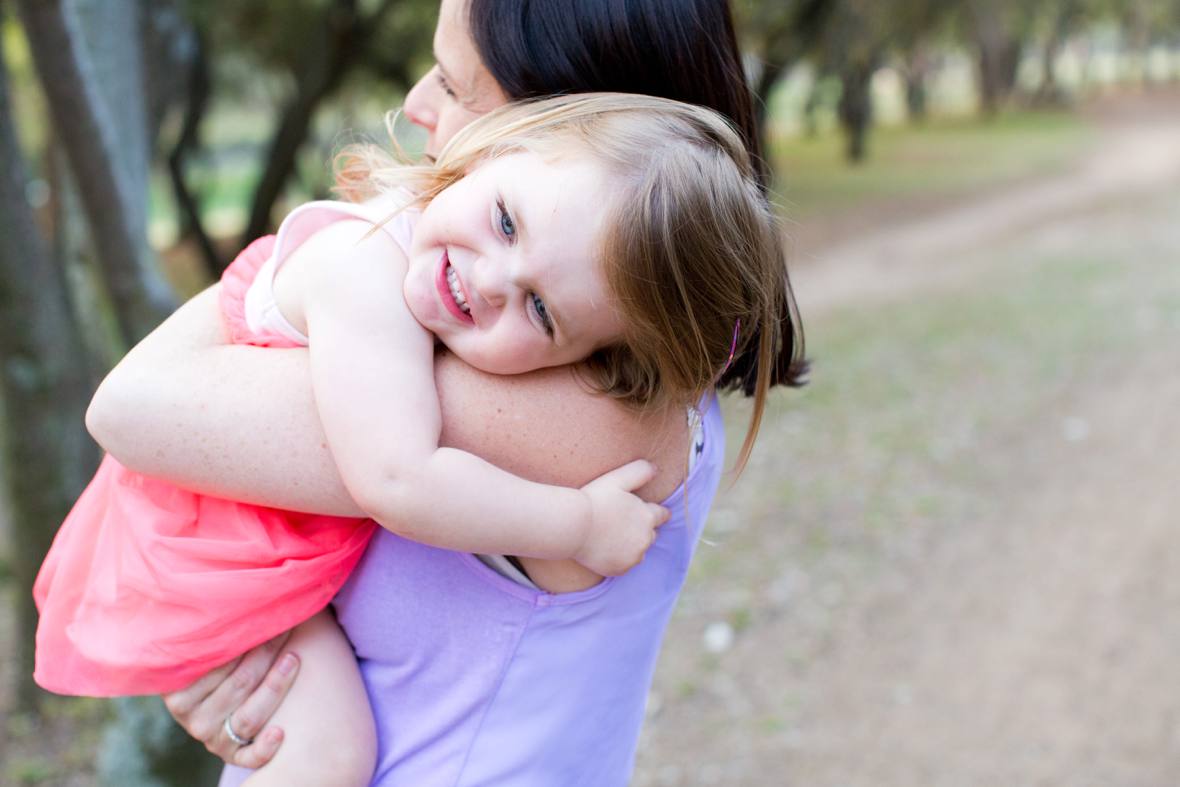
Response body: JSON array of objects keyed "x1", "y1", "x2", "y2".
[
  {"x1": 404, "y1": 0, "x2": 508, "y2": 159},
  {"x1": 403, "y1": 151, "x2": 625, "y2": 375}
]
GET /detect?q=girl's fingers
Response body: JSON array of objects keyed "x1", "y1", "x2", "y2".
[
  {"x1": 602, "y1": 459, "x2": 656, "y2": 492},
  {"x1": 648, "y1": 503, "x2": 670, "y2": 526}
]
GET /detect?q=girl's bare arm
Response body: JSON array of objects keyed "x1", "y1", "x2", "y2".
[
  {"x1": 278, "y1": 220, "x2": 663, "y2": 573},
  {"x1": 86, "y1": 285, "x2": 687, "y2": 516}
]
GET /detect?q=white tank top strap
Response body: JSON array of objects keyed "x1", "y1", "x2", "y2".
[{"x1": 244, "y1": 196, "x2": 417, "y2": 343}]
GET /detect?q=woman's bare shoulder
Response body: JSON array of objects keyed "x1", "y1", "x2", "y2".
[{"x1": 434, "y1": 351, "x2": 688, "y2": 502}]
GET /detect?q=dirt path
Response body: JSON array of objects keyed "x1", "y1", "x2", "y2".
[
  {"x1": 790, "y1": 92, "x2": 1180, "y2": 315},
  {"x1": 633, "y1": 93, "x2": 1180, "y2": 786},
  {"x1": 757, "y1": 345, "x2": 1180, "y2": 787}
]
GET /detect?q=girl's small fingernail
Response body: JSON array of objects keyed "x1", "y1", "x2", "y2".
[{"x1": 278, "y1": 654, "x2": 298, "y2": 676}]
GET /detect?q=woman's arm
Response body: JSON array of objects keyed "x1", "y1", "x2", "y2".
[
  {"x1": 87, "y1": 286, "x2": 364, "y2": 516},
  {"x1": 285, "y1": 220, "x2": 664, "y2": 574},
  {"x1": 87, "y1": 285, "x2": 688, "y2": 513}
]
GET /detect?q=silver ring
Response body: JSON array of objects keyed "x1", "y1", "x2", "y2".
[{"x1": 223, "y1": 713, "x2": 254, "y2": 747}]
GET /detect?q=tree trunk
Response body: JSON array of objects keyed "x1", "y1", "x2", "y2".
[
  {"x1": 838, "y1": 59, "x2": 876, "y2": 163},
  {"x1": 16, "y1": 0, "x2": 175, "y2": 345},
  {"x1": 0, "y1": 20, "x2": 95, "y2": 713},
  {"x1": 10, "y1": 2, "x2": 215, "y2": 780},
  {"x1": 241, "y1": 0, "x2": 398, "y2": 248},
  {"x1": 163, "y1": 29, "x2": 222, "y2": 278},
  {"x1": 752, "y1": 59, "x2": 787, "y2": 165},
  {"x1": 968, "y1": 1, "x2": 1022, "y2": 116},
  {"x1": 903, "y1": 46, "x2": 931, "y2": 123},
  {"x1": 1042, "y1": 0, "x2": 1083, "y2": 103}
]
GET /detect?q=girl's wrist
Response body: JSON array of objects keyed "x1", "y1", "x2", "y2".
[{"x1": 568, "y1": 488, "x2": 597, "y2": 566}]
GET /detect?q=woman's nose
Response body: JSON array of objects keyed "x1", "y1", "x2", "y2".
[{"x1": 403, "y1": 72, "x2": 437, "y2": 133}]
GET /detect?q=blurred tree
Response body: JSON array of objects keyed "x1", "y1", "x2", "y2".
[
  {"x1": 16, "y1": 0, "x2": 176, "y2": 345},
  {"x1": 164, "y1": 0, "x2": 435, "y2": 271},
  {"x1": 1033, "y1": 0, "x2": 1085, "y2": 105},
  {"x1": 239, "y1": 0, "x2": 400, "y2": 247},
  {"x1": 165, "y1": 27, "x2": 219, "y2": 278},
  {"x1": 824, "y1": 0, "x2": 887, "y2": 162},
  {"x1": 1116, "y1": 0, "x2": 1180, "y2": 85},
  {"x1": 736, "y1": 0, "x2": 837, "y2": 157},
  {"x1": 4, "y1": 0, "x2": 219, "y2": 782},
  {"x1": 141, "y1": 0, "x2": 223, "y2": 277},
  {"x1": 0, "y1": 2, "x2": 95, "y2": 714},
  {"x1": 892, "y1": 0, "x2": 964, "y2": 123},
  {"x1": 963, "y1": 0, "x2": 1041, "y2": 115},
  {"x1": 812, "y1": 0, "x2": 960, "y2": 161}
]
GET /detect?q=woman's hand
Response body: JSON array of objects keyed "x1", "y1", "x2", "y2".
[{"x1": 162, "y1": 632, "x2": 300, "y2": 769}]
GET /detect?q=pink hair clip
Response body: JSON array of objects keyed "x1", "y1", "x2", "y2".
[{"x1": 719, "y1": 318, "x2": 741, "y2": 377}]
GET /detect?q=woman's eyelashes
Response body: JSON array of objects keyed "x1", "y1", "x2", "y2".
[{"x1": 436, "y1": 69, "x2": 457, "y2": 99}]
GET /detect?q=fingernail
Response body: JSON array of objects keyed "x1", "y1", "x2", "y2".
[{"x1": 278, "y1": 654, "x2": 298, "y2": 676}]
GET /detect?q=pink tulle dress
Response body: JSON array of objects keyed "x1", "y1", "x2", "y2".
[{"x1": 33, "y1": 199, "x2": 414, "y2": 696}]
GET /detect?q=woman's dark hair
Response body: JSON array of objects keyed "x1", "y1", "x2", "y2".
[{"x1": 467, "y1": 0, "x2": 807, "y2": 395}]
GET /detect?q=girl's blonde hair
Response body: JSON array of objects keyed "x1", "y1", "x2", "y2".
[{"x1": 336, "y1": 93, "x2": 793, "y2": 473}]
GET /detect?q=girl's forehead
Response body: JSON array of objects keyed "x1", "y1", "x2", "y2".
[{"x1": 480, "y1": 147, "x2": 605, "y2": 179}]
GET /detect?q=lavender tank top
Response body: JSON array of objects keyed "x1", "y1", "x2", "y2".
[{"x1": 225, "y1": 397, "x2": 723, "y2": 786}]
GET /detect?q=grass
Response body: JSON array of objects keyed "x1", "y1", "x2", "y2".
[
  {"x1": 701, "y1": 185, "x2": 1180, "y2": 607},
  {"x1": 3, "y1": 697, "x2": 110, "y2": 786},
  {"x1": 770, "y1": 111, "x2": 1094, "y2": 220},
  {"x1": 638, "y1": 184, "x2": 1180, "y2": 787}
]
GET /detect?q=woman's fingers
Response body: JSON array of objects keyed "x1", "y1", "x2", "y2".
[
  {"x1": 215, "y1": 650, "x2": 300, "y2": 755},
  {"x1": 228, "y1": 725, "x2": 285, "y2": 770},
  {"x1": 222, "y1": 646, "x2": 300, "y2": 767},
  {"x1": 197, "y1": 631, "x2": 292, "y2": 731},
  {"x1": 162, "y1": 655, "x2": 242, "y2": 721},
  {"x1": 162, "y1": 630, "x2": 296, "y2": 762}
]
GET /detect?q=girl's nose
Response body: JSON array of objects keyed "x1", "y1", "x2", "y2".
[{"x1": 470, "y1": 256, "x2": 509, "y2": 308}]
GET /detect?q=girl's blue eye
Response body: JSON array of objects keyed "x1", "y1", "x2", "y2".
[
  {"x1": 497, "y1": 199, "x2": 516, "y2": 240},
  {"x1": 530, "y1": 292, "x2": 554, "y2": 337}
]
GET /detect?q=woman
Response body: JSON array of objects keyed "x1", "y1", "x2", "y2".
[{"x1": 87, "y1": 0, "x2": 805, "y2": 782}]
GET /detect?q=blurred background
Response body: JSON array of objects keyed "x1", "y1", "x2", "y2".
[{"x1": 1, "y1": 0, "x2": 1178, "y2": 785}]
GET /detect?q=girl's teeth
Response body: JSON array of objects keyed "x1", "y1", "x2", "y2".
[{"x1": 446, "y1": 265, "x2": 470, "y2": 314}]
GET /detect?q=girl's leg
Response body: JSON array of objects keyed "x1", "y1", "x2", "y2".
[{"x1": 241, "y1": 609, "x2": 376, "y2": 787}]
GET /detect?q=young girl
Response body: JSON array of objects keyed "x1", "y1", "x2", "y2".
[{"x1": 34, "y1": 93, "x2": 787, "y2": 785}]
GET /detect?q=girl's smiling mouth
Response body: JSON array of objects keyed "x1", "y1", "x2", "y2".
[{"x1": 436, "y1": 251, "x2": 474, "y2": 323}]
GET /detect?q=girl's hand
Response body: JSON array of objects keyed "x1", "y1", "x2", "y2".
[
  {"x1": 162, "y1": 632, "x2": 300, "y2": 769},
  {"x1": 576, "y1": 460, "x2": 670, "y2": 576}
]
